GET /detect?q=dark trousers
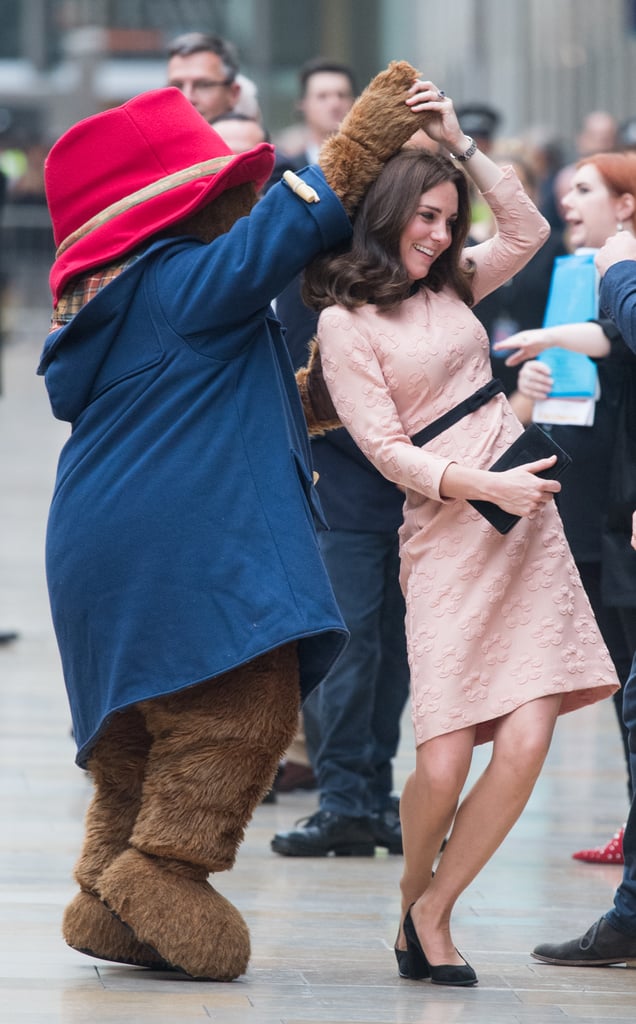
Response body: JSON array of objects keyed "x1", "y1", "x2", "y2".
[
  {"x1": 304, "y1": 529, "x2": 410, "y2": 817},
  {"x1": 578, "y1": 561, "x2": 636, "y2": 800},
  {"x1": 607, "y1": 651, "x2": 636, "y2": 933}
]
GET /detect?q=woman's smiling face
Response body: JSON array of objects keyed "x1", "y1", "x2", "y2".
[{"x1": 399, "y1": 181, "x2": 458, "y2": 282}]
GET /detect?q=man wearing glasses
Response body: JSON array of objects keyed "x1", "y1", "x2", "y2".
[{"x1": 167, "y1": 32, "x2": 241, "y2": 123}]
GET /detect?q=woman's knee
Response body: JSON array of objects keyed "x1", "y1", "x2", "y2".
[
  {"x1": 499, "y1": 733, "x2": 550, "y2": 777},
  {"x1": 493, "y1": 699, "x2": 560, "y2": 774},
  {"x1": 415, "y1": 733, "x2": 473, "y2": 804}
]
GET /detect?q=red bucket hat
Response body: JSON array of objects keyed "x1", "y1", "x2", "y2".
[{"x1": 45, "y1": 87, "x2": 275, "y2": 304}]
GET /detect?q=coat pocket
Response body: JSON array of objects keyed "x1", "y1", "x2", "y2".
[{"x1": 291, "y1": 448, "x2": 329, "y2": 530}]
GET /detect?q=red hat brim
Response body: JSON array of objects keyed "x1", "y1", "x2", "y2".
[
  {"x1": 45, "y1": 89, "x2": 275, "y2": 304},
  {"x1": 49, "y1": 144, "x2": 274, "y2": 303}
]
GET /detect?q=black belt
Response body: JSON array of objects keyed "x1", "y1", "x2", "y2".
[{"x1": 410, "y1": 378, "x2": 504, "y2": 447}]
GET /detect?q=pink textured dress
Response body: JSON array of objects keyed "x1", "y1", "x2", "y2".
[{"x1": 317, "y1": 168, "x2": 619, "y2": 747}]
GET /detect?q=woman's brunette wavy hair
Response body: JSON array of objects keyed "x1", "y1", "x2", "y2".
[{"x1": 303, "y1": 148, "x2": 475, "y2": 313}]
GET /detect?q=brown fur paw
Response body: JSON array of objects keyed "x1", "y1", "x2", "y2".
[
  {"x1": 95, "y1": 848, "x2": 251, "y2": 980},
  {"x1": 319, "y1": 60, "x2": 432, "y2": 215},
  {"x1": 63, "y1": 889, "x2": 174, "y2": 970}
]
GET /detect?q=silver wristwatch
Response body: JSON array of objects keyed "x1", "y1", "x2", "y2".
[{"x1": 453, "y1": 137, "x2": 477, "y2": 162}]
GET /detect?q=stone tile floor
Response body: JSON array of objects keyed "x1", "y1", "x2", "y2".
[{"x1": 1, "y1": 321, "x2": 635, "y2": 1023}]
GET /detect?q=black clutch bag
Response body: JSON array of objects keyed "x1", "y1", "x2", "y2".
[{"x1": 468, "y1": 423, "x2": 572, "y2": 534}]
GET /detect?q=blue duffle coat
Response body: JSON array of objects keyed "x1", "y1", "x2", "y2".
[{"x1": 38, "y1": 167, "x2": 351, "y2": 767}]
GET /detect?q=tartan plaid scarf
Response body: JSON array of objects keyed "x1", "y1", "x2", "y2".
[{"x1": 50, "y1": 248, "x2": 146, "y2": 331}]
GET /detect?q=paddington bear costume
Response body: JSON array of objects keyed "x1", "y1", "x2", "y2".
[{"x1": 39, "y1": 62, "x2": 430, "y2": 980}]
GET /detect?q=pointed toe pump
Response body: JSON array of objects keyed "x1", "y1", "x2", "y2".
[
  {"x1": 403, "y1": 906, "x2": 478, "y2": 987},
  {"x1": 394, "y1": 945, "x2": 410, "y2": 978},
  {"x1": 395, "y1": 907, "x2": 430, "y2": 980}
]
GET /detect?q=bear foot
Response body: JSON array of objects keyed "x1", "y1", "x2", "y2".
[
  {"x1": 63, "y1": 889, "x2": 175, "y2": 970},
  {"x1": 95, "y1": 848, "x2": 251, "y2": 980}
]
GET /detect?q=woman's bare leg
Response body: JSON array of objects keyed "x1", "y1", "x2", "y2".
[
  {"x1": 396, "y1": 726, "x2": 475, "y2": 948},
  {"x1": 407, "y1": 695, "x2": 562, "y2": 966}
]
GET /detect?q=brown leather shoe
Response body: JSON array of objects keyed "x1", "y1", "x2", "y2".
[
  {"x1": 274, "y1": 760, "x2": 317, "y2": 792},
  {"x1": 532, "y1": 916, "x2": 636, "y2": 966}
]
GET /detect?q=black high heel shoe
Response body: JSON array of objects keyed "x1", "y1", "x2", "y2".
[
  {"x1": 397, "y1": 911, "x2": 430, "y2": 980},
  {"x1": 394, "y1": 941, "x2": 430, "y2": 980},
  {"x1": 403, "y1": 907, "x2": 478, "y2": 987},
  {"x1": 394, "y1": 946, "x2": 411, "y2": 979}
]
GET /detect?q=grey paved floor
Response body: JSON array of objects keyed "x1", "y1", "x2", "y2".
[{"x1": 1, "y1": 304, "x2": 635, "y2": 1022}]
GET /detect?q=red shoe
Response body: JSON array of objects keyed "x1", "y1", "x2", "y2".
[{"x1": 572, "y1": 825, "x2": 625, "y2": 864}]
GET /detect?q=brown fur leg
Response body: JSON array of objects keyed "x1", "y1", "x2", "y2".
[
  {"x1": 74, "y1": 707, "x2": 151, "y2": 884},
  {"x1": 63, "y1": 708, "x2": 172, "y2": 970},
  {"x1": 96, "y1": 645, "x2": 300, "y2": 979},
  {"x1": 97, "y1": 849, "x2": 252, "y2": 980},
  {"x1": 133, "y1": 644, "x2": 300, "y2": 868}
]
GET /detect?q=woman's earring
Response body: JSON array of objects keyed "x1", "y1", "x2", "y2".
[{"x1": 617, "y1": 221, "x2": 625, "y2": 232}]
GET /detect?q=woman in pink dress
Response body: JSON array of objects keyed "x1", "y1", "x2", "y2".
[{"x1": 305, "y1": 82, "x2": 619, "y2": 987}]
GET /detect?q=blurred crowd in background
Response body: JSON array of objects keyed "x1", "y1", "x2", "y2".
[{"x1": 0, "y1": 0, "x2": 630, "y2": 313}]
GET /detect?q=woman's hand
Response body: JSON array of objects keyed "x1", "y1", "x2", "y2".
[
  {"x1": 439, "y1": 454, "x2": 560, "y2": 515},
  {"x1": 405, "y1": 80, "x2": 468, "y2": 155},
  {"x1": 493, "y1": 328, "x2": 550, "y2": 366},
  {"x1": 496, "y1": 322, "x2": 610, "y2": 362},
  {"x1": 488, "y1": 457, "x2": 561, "y2": 517},
  {"x1": 595, "y1": 231, "x2": 636, "y2": 277},
  {"x1": 404, "y1": 80, "x2": 508, "y2": 194},
  {"x1": 632, "y1": 510, "x2": 636, "y2": 551},
  {"x1": 517, "y1": 359, "x2": 553, "y2": 401}
]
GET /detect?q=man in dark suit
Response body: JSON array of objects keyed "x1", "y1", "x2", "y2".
[{"x1": 271, "y1": 272, "x2": 410, "y2": 856}]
